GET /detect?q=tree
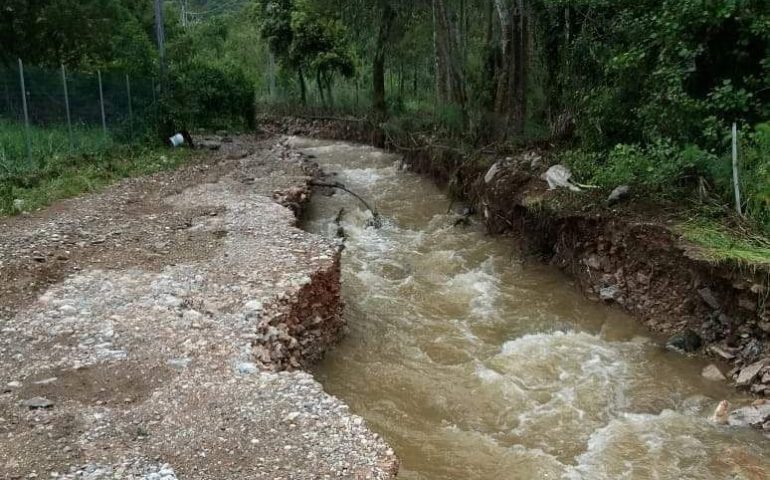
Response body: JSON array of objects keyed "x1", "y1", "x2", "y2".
[
  {"x1": 0, "y1": 0, "x2": 156, "y2": 73},
  {"x1": 372, "y1": 0, "x2": 396, "y2": 117},
  {"x1": 492, "y1": 0, "x2": 529, "y2": 136},
  {"x1": 255, "y1": 0, "x2": 355, "y2": 106}
]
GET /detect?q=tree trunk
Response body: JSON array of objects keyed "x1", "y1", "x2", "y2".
[
  {"x1": 326, "y1": 75, "x2": 334, "y2": 108},
  {"x1": 298, "y1": 68, "x2": 307, "y2": 106},
  {"x1": 494, "y1": 0, "x2": 514, "y2": 118},
  {"x1": 433, "y1": 0, "x2": 449, "y2": 102},
  {"x1": 316, "y1": 69, "x2": 326, "y2": 107},
  {"x1": 373, "y1": 1, "x2": 395, "y2": 118},
  {"x1": 493, "y1": 0, "x2": 529, "y2": 137},
  {"x1": 433, "y1": 0, "x2": 467, "y2": 118},
  {"x1": 512, "y1": 0, "x2": 528, "y2": 134},
  {"x1": 482, "y1": 0, "x2": 499, "y2": 112}
]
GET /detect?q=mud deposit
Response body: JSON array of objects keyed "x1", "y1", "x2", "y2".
[{"x1": 298, "y1": 138, "x2": 770, "y2": 480}]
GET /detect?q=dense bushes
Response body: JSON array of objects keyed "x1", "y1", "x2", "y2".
[
  {"x1": 162, "y1": 62, "x2": 256, "y2": 132},
  {"x1": 552, "y1": 0, "x2": 770, "y2": 150},
  {"x1": 543, "y1": 0, "x2": 770, "y2": 230}
]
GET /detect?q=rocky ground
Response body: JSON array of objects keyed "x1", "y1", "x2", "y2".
[{"x1": 0, "y1": 135, "x2": 398, "y2": 479}]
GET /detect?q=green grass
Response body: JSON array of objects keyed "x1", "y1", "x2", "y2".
[
  {"x1": 676, "y1": 218, "x2": 770, "y2": 266},
  {"x1": 0, "y1": 120, "x2": 191, "y2": 215},
  {"x1": 0, "y1": 120, "x2": 116, "y2": 177}
]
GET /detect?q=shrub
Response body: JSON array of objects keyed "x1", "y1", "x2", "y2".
[
  {"x1": 566, "y1": 140, "x2": 713, "y2": 194},
  {"x1": 162, "y1": 62, "x2": 255, "y2": 132}
]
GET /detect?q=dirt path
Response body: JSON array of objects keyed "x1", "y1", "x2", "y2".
[{"x1": 0, "y1": 136, "x2": 398, "y2": 479}]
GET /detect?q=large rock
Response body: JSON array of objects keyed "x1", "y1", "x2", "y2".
[
  {"x1": 736, "y1": 359, "x2": 768, "y2": 386},
  {"x1": 666, "y1": 329, "x2": 702, "y2": 353},
  {"x1": 702, "y1": 364, "x2": 726, "y2": 382},
  {"x1": 599, "y1": 285, "x2": 620, "y2": 301},
  {"x1": 607, "y1": 185, "x2": 630, "y2": 206},
  {"x1": 697, "y1": 287, "x2": 721, "y2": 310},
  {"x1": 728, "y1": 403, "x2": 770, "y2": 428}
]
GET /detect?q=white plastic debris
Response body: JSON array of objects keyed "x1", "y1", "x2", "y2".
[
  {"x1": 169, "y1": 133, "x2": 185, "y2": 148},
  {"x1": 542, "y1": 165, "x2": 582, "y2": 192}
]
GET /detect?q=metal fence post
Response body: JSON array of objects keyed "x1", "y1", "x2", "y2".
[
  {"x1": 18, "y1": 58, "x2": 31, "y2": 161},
  {"x1": 732, "y1": 123, "x2": 742, "y2": 217},
  {"x1": 97, "y1": 70, "x2": 107, "y2": 138},
  {"x1": 61, "y1": 64, "x2": 73, "y2": 149},
  {"x1": 126, "y1": 74, "x2": 133, "y2": 140}
]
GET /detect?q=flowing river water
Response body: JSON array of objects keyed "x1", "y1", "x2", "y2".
[{"x1": 296, "y1": 138, "x2": 770, "y2": 479}]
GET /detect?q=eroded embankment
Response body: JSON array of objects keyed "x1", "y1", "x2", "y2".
[
  {"x1": 265, "y1": 116, "x2": 770, "y2": 415},
  {"x1": 0, "y1": 135, "x2": 397, "y2": 479}
]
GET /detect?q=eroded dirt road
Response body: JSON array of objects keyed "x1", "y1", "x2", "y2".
[{"x1": 0, "y1": 136, "x2": 397, "y2": 479}]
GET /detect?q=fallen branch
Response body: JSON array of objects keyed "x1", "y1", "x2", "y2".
[{"x1": 309, "y1": 180, "x2": 382, "y2": 228}]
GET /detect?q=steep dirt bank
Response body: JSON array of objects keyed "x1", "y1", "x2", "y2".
[
  {"x1": 0, "y1": 135, "x2": 398, "y2": 479},
  {"x1": 263, "y1": 116, "x2": 770, "y2": 410}
]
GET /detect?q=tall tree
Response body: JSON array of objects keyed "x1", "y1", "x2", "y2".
[
  {"x1": 372, "y1": 0, "x2": 395, "y2": 118},
  {"x1": 432, "y1": 0, "x2": 468, "y2": 124},
  {"x1": 493, "y1": 0, "x2": 529, "y2": 136}
]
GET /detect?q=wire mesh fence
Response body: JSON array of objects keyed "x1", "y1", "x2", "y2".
[{"x1": 0, "y1": 59, "x2": 158, "y2": 173}]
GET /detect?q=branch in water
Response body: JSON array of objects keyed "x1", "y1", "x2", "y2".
[{"x1": 309, "y1": 180, "x2": 382, "y2": 228}]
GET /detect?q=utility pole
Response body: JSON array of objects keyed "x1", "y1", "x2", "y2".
[{"x1": 154, "y1": 0, "x2": 167, "y2": 92}]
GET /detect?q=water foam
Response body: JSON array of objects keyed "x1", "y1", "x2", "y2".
[
  {"x1": 564, "y1": 409, "x2": 766, "y2": 480},
  {"x1": 477, "y1": 331, "x2": 640, "y2": 457},
  {"x1": 339, "y1": 166, "x2": 395, "y2": 185},
  {"x1": 444, "y1": 258, "x2": 500, "y2": 317}
]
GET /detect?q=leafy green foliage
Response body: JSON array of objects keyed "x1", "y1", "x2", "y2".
[
  {"x1": 255, "y1": 0, "x2": 356, "y2": 104},
  {"x1": 566, "y1": 141, "x2": 714, "y2": 194},
  {"x1": 1, "y1": 0, "x2": 157, "y2": 74},
  {"x1": 162, "y1": 61, "x2": 255, "y2": 131},
  {"x1": 548, "y1": 0, "x2": 770, "y2": 152}
]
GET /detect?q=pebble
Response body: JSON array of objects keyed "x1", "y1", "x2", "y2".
[
  {"x1": 236, "y1": 362, "x2": 258, "y2": 375},
  {"x1": 33, "y1": 377, "x2": 58, "y2": 385},
  {"x1": 167, "y1": 358, "x2": 192, "y2": 370},
  {"x1": 23, "y1": 397, "x2": 54, "y2": 409}
]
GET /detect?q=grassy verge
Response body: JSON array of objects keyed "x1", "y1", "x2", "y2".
[
  {"x1": 676, "y1": 218, "x2": 770, "y2": 267},
  {"x1": 1, "y1": 120, "x2": 190, "y2": 216},
  {"x1": 0, "y1": 120, "x2": 116, "y2": 176}
]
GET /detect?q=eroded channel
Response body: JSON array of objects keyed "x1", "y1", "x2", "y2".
[{"x1": 297, "y1": 138, "x2": 770, "y2": 479}]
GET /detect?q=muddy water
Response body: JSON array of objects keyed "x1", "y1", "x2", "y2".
[{"x1": 297, "y1": 138, "x2": 770, "y2": 480}]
